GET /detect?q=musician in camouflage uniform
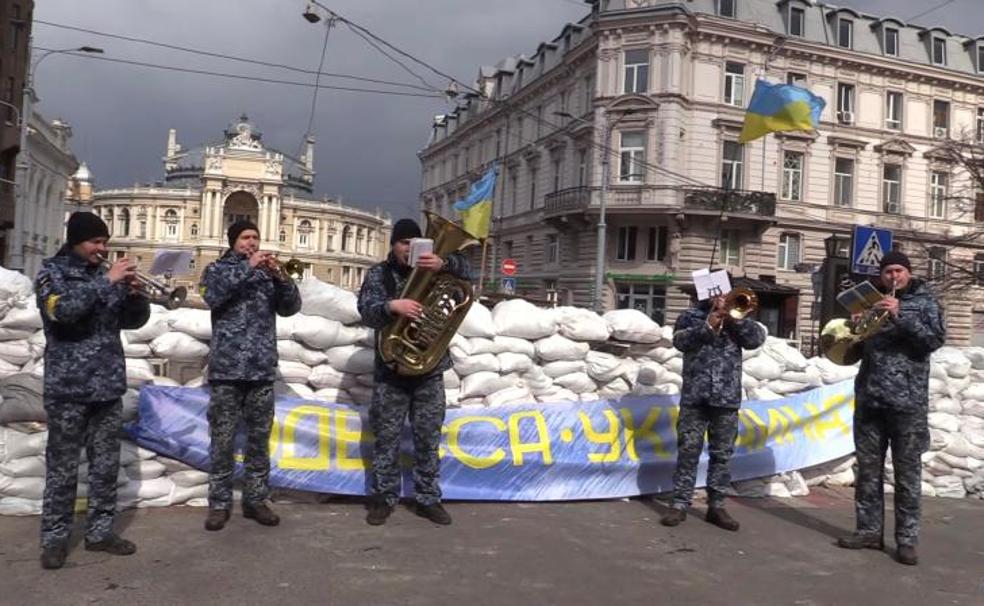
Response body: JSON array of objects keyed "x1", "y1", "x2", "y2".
[
  {"x1": 837, "y1": 251, "x2": 945, "y2": 566},
  {"x1": 357, "y1": 218, "x2": 472, "y2": 526},
  {"x1": 661, "y1": 284, "x2": 766, "y2": 531},
  {"x1": 36, "y1": 211, "x2": 150, "y2": 569},
  {"x1": 199, "y1": 220, "x2": 301, "y2": 531}
]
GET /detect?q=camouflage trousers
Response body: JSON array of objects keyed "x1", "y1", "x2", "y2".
[
  {"x1": 369, "y1": 374, "x2": 446, "y2": 506},
  {"x1": 853, "y1": 404, "x2": 930, "y2": 546},
  {"x1": 40, "y1": 398, "x2": 122, "y2": 548},
  {"x1": 207, "y1": 381, "x2": 274, "y2": 510},
  {"x1": 671, "y1": 403, "x2": 740, "y2": 510}
]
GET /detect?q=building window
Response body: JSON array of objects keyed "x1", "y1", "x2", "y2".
[
  {"x1": 883, "y1": 165, "x2": 902, "y2": 214},
  {"x1": 583, "y1": 76, "x2": 593, "y2": 114},
  {"x1": 577, "y1": 150, "x2": 587, "y2": 186},
  {"x1": 837, "y1": 19, "x2": 853, "y2": 49},
  {"x1": 885, "y1": 91, "x2": 903, "y2": 130},
  {"x1": 930, "y1": 171, "x2": 948, "y2": 219},
  {"x1": 553, "y1": 159, "x2": 562, "y2": 192},
  {"x1": 834, "y1": 157, "x2": 854, "y2": 207},
  {"x1": 120, "y1": 209, "x2": 131, "y2": 236},
  {"x1": 646, "y1": 226, "x2": 667, "y2": 261},
  {"x1": 789, "y1": 6, "x2": 805, "y2": 37},
  {"x1": 190, "y1": 223, "x2": 199, "y2": 237},
  {"x1": 724, "y1": 62, "x2": 745, "y2": 107},
  {"x1": 977, "y1": 192, "x2": 984, "y2": 222},
  {"x1": 616, "y1": 283, "x2": 666, "y2": 324},
  {"x1": 529, "y1": 167, "x2": 538, "y2": 209},
  {"x1": 616, "y1": 226, "x2": 637, "y2": 261},
  {"x1": 777, "y1": 233, "x2": 801, "y2": 270},
  {"x1": 623, "y1": 49, "x2": 649, "y2": 94},
  {"x1": 619, "y1": 131, "x2": 645, "y2": 183},
  {"x1": 164, "y1": 209, "x2": 179, "y2": 238},
  {"x1": 279, "y1": 230, "x2": 287, "y2": 243},
  {"x1": 298, "y1": 219, "x2": 312, "y2": 247},
  {"x1": 2, "y1": 78, "x2": 14, "y2": 122},
  {"x1": 933, "y1": 100, "x2": 950, "y2": 138},
  {"x1": 884, "y1": 27, "x2": 899, "y2": 56},
  {"x1": 781, "y1": 151, "x2": 803, "y2": 201},
  {"x1": 975, "y1": 253, "x2": 984, "y2": 286},
  {"x1": 509, "y1": 169, "x2": 518, "y2": 214},
  {"x1": 976, "y1": 108, "x2": 984, "y2": 145},
  {"x1": 928, "y1": 247, "x2": 946, "y2": 281},
  {"x1": 719, "y1": 229, "x2": 740, "y2": 266},
  {"x1": 837, "y1": 83, "x2": 855, "y2": 124},
  {"x1": 139, "y1": 221, "x2": 147, "y2": 239},
  {"x1": 721, "y1": 141, "x2": 744, "y2": 190},
  {"x1": 932, "y1": 36, "x2": 947, "y2": 66},
  {"x1": 977, "y1": 44, "x2": 984, "y2": 74},
  {"x1": 546, "y1": 234, "x2": 559, "y2": 264},
  {"x1": 786, "y1": 72, "x2": 807, "y2": 87},
  {"x1": 717, "y1": 0, "x2": 736, "y2": 18}
]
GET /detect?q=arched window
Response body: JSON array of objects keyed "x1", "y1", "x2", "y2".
[
  {"x1": 298, "y1": 219, "x2": 312, "y2": 247},
  {"x1": 164, "y1": 209, "x2": 179, "y2": 239},
  {"x1": 190, "y1": 224, "x2": 199, "y2": 237},
  {"x1": 777, "y1": 233, "x2": 801, "y2": 270},
  {"x1": 341, "y1": 225, "x2": 352, "y2": 252},
  {"x1": 120, "y1": 209, "x2": 131, "y2": 237},
  {"x1": 105, "y1": 209, "x2": 114, "y2": 236},
  {"x1": 279, "y1": 230, "x2": 287, "y2": 243}
]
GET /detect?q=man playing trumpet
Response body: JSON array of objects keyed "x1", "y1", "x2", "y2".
[
  {"x1": 661, "y1": 274, "x2": 765, "y2": 531},
  {"x1": 36, "y1": 211, "x2": 150, "y2": 569},
  {"x1": 199, "y1": 219, "x2": 301, "y2": 531}
]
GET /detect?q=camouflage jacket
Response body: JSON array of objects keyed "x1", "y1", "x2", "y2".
[
  {"x1": 358, "y1": 251, "x2": 472, "y2": 382},
  {"x1": 856, "y1": 278, "x2": 946, "y2": 412},
  {"x1": 36, "y1": 246, "x2": 150, "y2": 402},
  {"x1": 200, "y1": 250, "x2": 302, "y2": 382},
  {"x1": 673, "y1": 301, "x2": 766, "y2": 409}
]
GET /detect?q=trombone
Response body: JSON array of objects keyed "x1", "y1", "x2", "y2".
[{"x1": 98, "y1": 255, "x2": 188, "y2": 310}]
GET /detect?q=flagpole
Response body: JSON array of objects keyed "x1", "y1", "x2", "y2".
[{"x1": 477, "y1": 237, "x2": 489, "y2": 297}]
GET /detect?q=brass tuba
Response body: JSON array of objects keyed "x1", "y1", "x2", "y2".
[
  {"x1": 723, "y1": 287, "x2": 758, "y2": 320},
  {"x1": 820, "y1": 280, "x2": 897, "y2": 366},
  {"x1": 378, "y1": 211, "x2": 480, "y2": 376}
]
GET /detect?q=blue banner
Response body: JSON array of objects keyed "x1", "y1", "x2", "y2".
[{"x1": 128, "y1": 382, "x2": 856, "y2": 501}]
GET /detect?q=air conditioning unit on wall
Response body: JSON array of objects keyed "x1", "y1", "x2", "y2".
[
  {"x1": 838, "y1": 111, "x2": 854, "y2": 125},
  {"x1": 934, "y1": 127, "x2": 949, "y2": 139}
]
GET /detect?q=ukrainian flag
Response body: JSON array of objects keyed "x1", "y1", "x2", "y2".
[
  {"x1": 453, "y1": 165, "x2": 498, "y2": 239},
  {"x1": 738, "y1": 79, "x2": 826, "y2": 143}
]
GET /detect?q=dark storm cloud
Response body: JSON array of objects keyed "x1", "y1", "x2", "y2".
[{"x1": 31, "y1": 0, "x2": 983, "y2": 219}]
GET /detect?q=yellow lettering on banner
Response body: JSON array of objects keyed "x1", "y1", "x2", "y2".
[
  {"x1": 446, "y1": 416, "x2": 507, "y2": 470},
  {"x1": 780, "y1": 406, "x2": 805, "y2": 436},
  {"x1": 578, "y1": 410, "x2": 622, "y2": 463},
  {"x1": 620, "y1": 407, "x2": 670, "y2": 461},
  {"x1": 279, "y1": 405, "x2": 331, "y2": 471},
  {"x1": 766, "y1": 408, "x2": 793, "y2": 444},
  {"x1": 804, "y1": 394, "x2": 852, "y2": 441},
  {"x1": 508, "y1": 411, "x2": 554, "y2": 466},
  {"x1": 334, "y1": 408, "x2": 367, "y2": 471},
  {"x1": 736, "y1": 409, "x2": 767, "y2": 451}
]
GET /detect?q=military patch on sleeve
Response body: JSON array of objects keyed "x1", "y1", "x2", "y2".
[
  {"x1": 198, "y1": 285, "x2": 207, "y2": 297},
  {"x1": 44, "y1": 295, "x2": 61, "y2": 321},
  {"x1": 36, "y1": 273, "x2": 51, "y2": 291}
]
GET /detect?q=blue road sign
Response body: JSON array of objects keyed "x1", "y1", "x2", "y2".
[
  {"x1": 851, "y1": 225, "x2": 893, "y2": 276},
  {"x1": 500, "y1": 277, "x2": 516, "y2": 294}
]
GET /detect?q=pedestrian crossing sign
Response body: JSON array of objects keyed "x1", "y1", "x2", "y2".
[{"x1": 851, "y1": 225, "x2": 893, "y2": 276}]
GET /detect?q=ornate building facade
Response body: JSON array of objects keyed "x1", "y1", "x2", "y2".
[
  {"x1": 419, "y1": 0, "x2": 984, "y2": 347},
  {"x1": 87, "y1": 116, "x2": 391, "y2": 291}
]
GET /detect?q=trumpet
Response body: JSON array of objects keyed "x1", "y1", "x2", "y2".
[
  {"x1": 722, "y1": 287, "x2": 758, "y2": 320},
  {"x1": 261, "y1": 255, "x2": 305, "y2": 282},
  {"x1": 99, "y1": 256, "x2": 188, "y2": 309}
]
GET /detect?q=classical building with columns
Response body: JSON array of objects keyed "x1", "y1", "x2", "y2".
[
  {"x1": 88, "y1": 116, "x2": 391, "y2": 291},
  {"x1": 419, "y1": 0, "x2": 984, "y2": 347}
]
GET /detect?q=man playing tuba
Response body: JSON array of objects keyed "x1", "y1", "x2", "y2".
[{"x1": 357, "y1": 218, "x2": 472, "y2": 526}]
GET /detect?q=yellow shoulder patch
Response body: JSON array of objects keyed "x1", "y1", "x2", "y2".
[{"x1": 44, "y1": 295, "x2": 61, "y2": 322}]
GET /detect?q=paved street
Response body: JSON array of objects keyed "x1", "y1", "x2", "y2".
[{"x1": 0, "y1": 488, "x2": 982, "y2": 605}]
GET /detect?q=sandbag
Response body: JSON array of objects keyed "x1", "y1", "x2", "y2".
[
  {"x1": 932, "y1": 347, "x2": 971, "y2": 379},
  {"x1": 314, "y1": 388, "x2": 352, "y2": 403},
  {"x1": 761, "y1": 337, "x2": 807, "y2": 371},
  {"x1": 744, "y1": 355, "x2": 783, "y2": 381},
  {"x1": 298, "y1": 277, "x2": 361, "y2": 324},
  {"x1": 454, "y1": 353, "x2": 500, "y2": 376},
  {"x1": 469, "y1": 338, "x2": 507, "y2": 355},
  {"x1": 645, "y1": 346, "x2": 679, "y2": 364},
  {"x1": 458, "y1": 303, "x2": 496, "y2": 338},
  {"x1": 286, "y1": 383, "x2": 315, "y2": 398},
  {"x1": 584, "y1": 351, "x2": 623, "y2": 383},
  {"x1": 443, "y1": 369, "x2": 460, "y2": 389},
  {"x1": 0, "y1": 373, "x2": 44, "y2": 424},
  {"x1": 553, "y1": 372, "x2": 596, "y2": 394},
  {"x1": 126, "y1": 358, "x2": 155, "y2": 388},
  {"x1": 124, "y1": 312, "x2": 169, "y2": 344},
  {"x1": 0, "y1": 496, "x2": 41, "y2": 516},
  {"x1": 278, "y1": 360, "x2": 313, "y2": 383},
  {"x1": 535, "y1": 334, "x2": 589, "y2": 362},
  {"x1": 0, "y1": 473, "x2": 44, "y2": 500},
  {"x1": 309, "y1": 364, "x2": 359, "y2": 389},
  {"x1": 555, "y1": 306, "x2": 610, "y2": 342},
  {"x1": 0, "y1": 340, "x2": 32, "y2": 365},
  {"x1": 493, "y1": 336, "x2": 536, "y2": 358},
  {"x1": 542, "y1": 360, "x2": 586, "y2": 379},
  {"x1": 124, "y1": 459, "x2": 167, "y2": 481},
  {"x1": 0, "y1": 455, "x2": 45, "y2": 478},
  {"x1": 116, "y1": 477, "x2": 175, "y2": 501},
  {"x1": 289, "y1": 315, "x2": 341, "y2": 350},
  {"x1": 498, "y1": 352, "x2": 533, "y2": 374},
  {"x1": 492, "y1": 300, "x2": 557, "y2": 340},
  {"x1": 603, "y1": 309, "x2": 661, "y2": 343},
  {"x1": 0, "y1": 267, "x2": 34, "y2": 303},
  {"x1": 486, "y1": 386, "x2": 534, "y2": 407},
  {"x1": 277, "y1": 340, "x2": 328, "y2": 367},
  {"x1": 459, "y1": 372, "x2": 513, "y2": 399},
  {"x1": 150, "y1": 332, "x2": 209, "y2": 361},
  {"x1": 168, "y1": 308, "x2": 212, "y2": 340},
  {"x1": 324, "y1": 345, "x2": 375, "y2": 375}
]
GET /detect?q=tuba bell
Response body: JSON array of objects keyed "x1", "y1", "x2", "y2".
[
  {"x1": 820, "y1": 280, "x2": 897, "y2": 366},
  {"x1": 723, "y1": 287, "x2": 758, "y2": 320},
  {"x1": 377, "y1": 211, "x2": 480, "y2": 376}
]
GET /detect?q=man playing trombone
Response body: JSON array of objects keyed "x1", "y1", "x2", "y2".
[
  {"x1": 199, "y1": 219, "x2": 301, "y2": 531},
  {"x1": 661, "y1": 273, "x2": 765, "y2": 531},
  {"x1": 836, "y1": 251, "x2": 945, "y2": 566},
  {"x1": 36, "y1": 211, "x2": 150, "y2": 569}
]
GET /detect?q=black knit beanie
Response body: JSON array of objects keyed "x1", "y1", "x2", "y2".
[
  {"x1": 390, "y1": 218, "x2": 422, "y2": 244},
  {"x1": 879, "y1": 250, "x2": 911, "y2": 272},
  {"x1": 228, "y1": 219, "x2": 260, "y2": 248},
  {"x1": 66, "y1": 212, "x2": 110, "y2": 246}
]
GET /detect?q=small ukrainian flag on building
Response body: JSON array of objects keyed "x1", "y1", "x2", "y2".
[
  {"x1": 738, "y1": 79, "x2": 826, "y2": 143},
  {"x1": 453, "y1": 165, "x2": 498, "y2": 240}
]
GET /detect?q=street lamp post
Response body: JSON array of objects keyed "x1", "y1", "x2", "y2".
[
  {"x1": 555, "y1": 109, "x2": 631, "y2": 313},
  {"x1": 10, "y1": 44, "x2": 103, "y2": 271}
]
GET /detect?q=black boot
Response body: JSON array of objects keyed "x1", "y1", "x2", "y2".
[
  {"x1": 660, "y1": 508, "x2": 687, "y2": 527},
  {"x1": 40, "y1": 543, "x2": 68, "y2": 570},
  {"x1": 415, "y1": 503, "x2": 452, "y2": 525},
  {"x1": 243, "y1": 502, "x2": 280, "y2": 526},
  {"x1": 836, "y1": 533, "x2": 884, "y2": 550},
  {"x1": 706, "y1": 507, "x2": 740, "y2": 531},
  {"x1": 85, "y1": 534, "x2": 137, "y2": 556},
  {"x1": 897, "y1": 544, "x2": 918, "y2": 566},
  {"x1": 204, "y1": 508, "x2": 231, "y2": 531},
  {"x1": 366, "y1": 499, "x2": 394, "y2": 526}
]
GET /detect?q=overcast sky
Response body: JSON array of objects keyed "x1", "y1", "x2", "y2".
[{"x1": 32, "y1": 0, "x2": 984, "y2": 220}]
